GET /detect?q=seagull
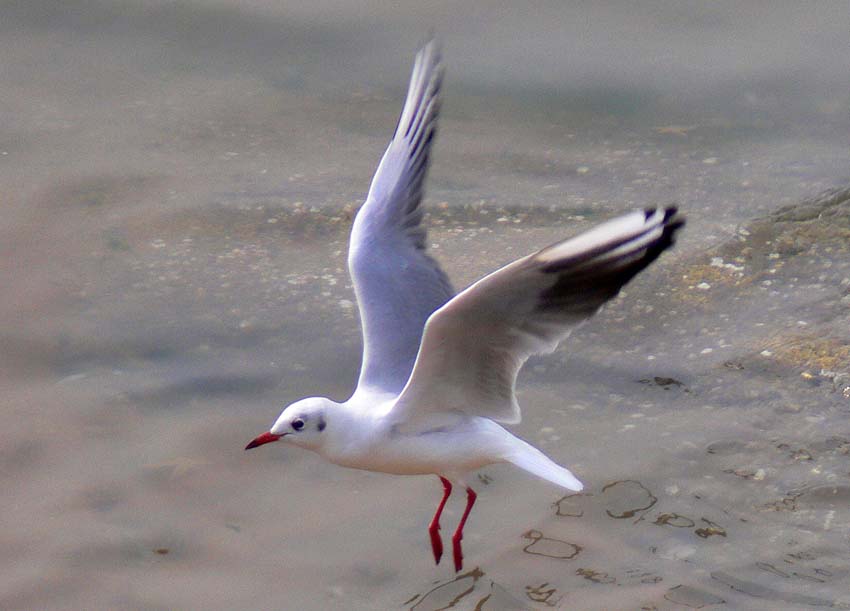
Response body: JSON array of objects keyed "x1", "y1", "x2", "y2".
[{"x1": 246, "y1": 41, "x2": 684, "y2": 572}]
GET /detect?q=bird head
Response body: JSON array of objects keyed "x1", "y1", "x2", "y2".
[{"x1": 245, "y1": 397, "x2": 331, "y2": 452}]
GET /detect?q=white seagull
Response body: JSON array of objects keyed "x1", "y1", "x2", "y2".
[{"x1": 246, "y1": 41, "x2": 684, "y2": 572}]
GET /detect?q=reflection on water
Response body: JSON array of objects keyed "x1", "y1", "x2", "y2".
[{"x1": 2, "y1": 1, "x2": 850, "y2": 610}]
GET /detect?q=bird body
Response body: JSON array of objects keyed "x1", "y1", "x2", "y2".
[
  {"x1": 246, "y1": 40, "x2": 683, "y2": 571},
  {"x1": 327, "y1": 411, "x2": 511, "y2": 478},
  {"x1": 269, "y1": 395, "x2": 570, "y2": 484}
]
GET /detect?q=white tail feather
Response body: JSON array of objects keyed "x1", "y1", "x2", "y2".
[{"x1": 506, "y1": 442, "x2": 583, "y2": 491}]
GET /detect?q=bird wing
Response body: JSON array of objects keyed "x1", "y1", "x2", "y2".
[
  {"x1": 391, "y1": 207, "x2": 684, "y2": 425},
  {"x1": 348, "y1": 41, "x2": 454, "y2": 396}
]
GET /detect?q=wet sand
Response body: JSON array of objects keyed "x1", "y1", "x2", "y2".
[{"x1": 2, "y1": 2, "x2": 850, "y2": 609}]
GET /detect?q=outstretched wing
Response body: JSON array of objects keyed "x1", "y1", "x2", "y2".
[
  {"x1": 391, "y1": 207, "x2": 684, "y2": 424},
  {"x1": 348, "y1": 41, "x2": 454, "y2": 395}
]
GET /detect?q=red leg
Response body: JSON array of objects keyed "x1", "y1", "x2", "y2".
[
  {"x1": 451, "y1": 487, "x2": 477, "y2": 572},
  {"x1": 428, "y1": 476, "x2": 452, "y2": 565}
]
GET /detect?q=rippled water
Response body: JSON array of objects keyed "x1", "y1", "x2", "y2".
[{"x1": 2, "y1": 2, "x2": 850, "y2": 609}]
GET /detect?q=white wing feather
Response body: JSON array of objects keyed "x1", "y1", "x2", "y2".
[
  {"x1": 348, "y1": 41, "x2": 454, "y2": 396},
  {"x1": 391, "y1": 207, "x2": 684, "y2": 424}
]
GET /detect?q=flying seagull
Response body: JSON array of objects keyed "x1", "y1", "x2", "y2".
[{"x1": 246, "y1": 41, "x2": 683, "y2": 572}]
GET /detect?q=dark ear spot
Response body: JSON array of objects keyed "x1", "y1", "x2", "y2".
[{"x1": 317, "y1": 415, "x2": 326, "y2": 432}]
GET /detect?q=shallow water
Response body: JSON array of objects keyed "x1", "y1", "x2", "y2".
[{"x1": 2, "y1": 2, "x2": 850, "y2": 610}]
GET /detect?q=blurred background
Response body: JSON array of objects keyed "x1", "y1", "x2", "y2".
[{"x1": 2, "y1": 2, "x2": 849, "y2": 609}]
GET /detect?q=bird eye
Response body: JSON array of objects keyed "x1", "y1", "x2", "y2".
[{"x1": 291, "y1": 418, "x2": 305, "y2": 431}]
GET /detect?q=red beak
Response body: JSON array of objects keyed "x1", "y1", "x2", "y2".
[{"x1": 245, "y1": 431, "x2": 282, "y2": 450}]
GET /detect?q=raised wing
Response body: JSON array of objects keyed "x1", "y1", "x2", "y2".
[
  {"x1": 392, "y1": 207, "x2": 684, "y2": 424},
  {"x1": 348, "y1": 41, "x2": 454, "y2": 395}
]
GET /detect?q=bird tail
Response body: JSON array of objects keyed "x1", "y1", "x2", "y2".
[{"x1": 505, "y1": 440, "x2": 583, "y2": 491}]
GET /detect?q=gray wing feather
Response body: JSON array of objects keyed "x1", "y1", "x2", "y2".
[
  {"x1": 392, "y1": 207, "x2": 684, "y2": 424},
  {"x1": 348, "y1": 41, "x2": 454, "y2": 395}
]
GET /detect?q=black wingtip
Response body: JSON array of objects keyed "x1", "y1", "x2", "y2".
[
  {"x1": 645, "y1": 205, "x2": 679, "y2": 223},
  {"x1": 655, "y1": 206, "x2": 685, "y2": 246},
  {"x1": 664, "y1": 207, "x2": 686, "y2": 238},
  {"x1": 653, "y1": 210, "x2": 685, "y2": 253}
]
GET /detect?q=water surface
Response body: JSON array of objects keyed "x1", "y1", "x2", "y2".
[{"x1": 2, "y1": 2, "x2": 850, "y2": 609}]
